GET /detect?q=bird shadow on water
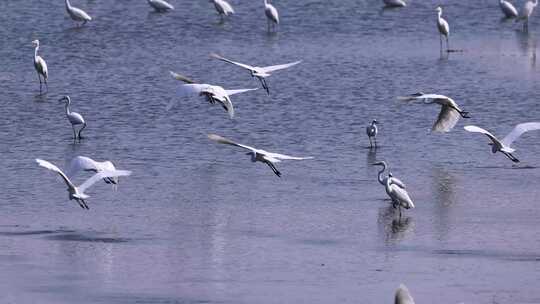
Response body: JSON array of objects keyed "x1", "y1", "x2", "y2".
[
  {"x1": 44, "y1": 231, "x2": 131, "y2": 243},
  {"x1": 377, "y1": 205, "x2": 414, "y2": 244}
]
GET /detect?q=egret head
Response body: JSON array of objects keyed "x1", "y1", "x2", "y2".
[
  {"x1": 58, "y1": 95, "x2": 70, "y2": 104},
  {"x1": 372, "y1": 119, "x2": 378, "y2": 125},
  {"x1": 32, "y1": 40, "x2": 40, "y2": 47},
  {"x1": 436, "y1": 6, "x2": 442, "y2": 14},
  {"x1": 388, "y1": 172, "x2": 393, "y2": 177}
]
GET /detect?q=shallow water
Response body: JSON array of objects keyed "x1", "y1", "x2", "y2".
[{"x1": 1, "y1": 0, "x2": 540, "y2": 303}]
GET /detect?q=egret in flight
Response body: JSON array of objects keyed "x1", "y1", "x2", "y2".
[
  {"x1": 436, "y1": 6, "x2": 450, "y2": 52},
  {"x1": 36, "y1": 159, "x2": 131, "y2": 210},
  {"x1": 366, "y1": 120, "x2": 379, "y2": 148},
  {"x1": 386, "y1": 173, "x2": 414, "y2": 218},
  {"x1": 208, "y1": 134, "x2": 313, "y2": 178},
  {"x1": 67, "y1": 156, "x2": 125, "y2": 187},
  {"x1": 518, "y1": 0, "x2": 538, "y2": 31},
  {"x1": 372, "y1": 161, "x2": 406, "y2": 189},
  {"x1": 383, "y1": 0, "x2": 406, "y2": 8},
  {"x1": 264, "y1": 0, "x2": 279, "y2": 32},
  {"x1": 147, "y1": 0, "x2": 174, "y2": 12},
  {"x1": 464, "y1": 122, "x2": 540, "y2": 163},
  {"x1": 65, "y1": 0, "x2": 92, "y2": 26},
  {"x1": 500, "y1": 0, "x2": 518, "y2": 18},
  {"x1": 211, "y1": 0, "x2": 234, "y2": 20},
  {"x1": 395, "y1": 284, "x2": 415, "y2": 304},
  {"x1": 59, "y1": 96, "x2": 86, "y2": 140},
  {"x1": 32, "y1": 40, "x2": 48, "y2": 94},
  {"x1": 210, "y1": 53, "x2": 301, "y2": 95},
  {"x1": 169, "y1": 71, "x2": 257, "y2": 119},
  {"x1": 398, "y1": 93, "x2": 470, "y2": 133}
]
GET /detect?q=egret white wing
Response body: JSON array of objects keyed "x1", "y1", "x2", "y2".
[
  {"x1": 208, "y1": 134, "x2": 257, "y2": 152},
  {"x1": 432, "y1": 105, "x2": 460, "y2": 132},
  {"x1": 259, "y1": 61, "x2": 302, "y2": 73},
  {"x1": 389, "y1": 177, "x2": 406, "y2": 189},
  {"x1": 210, "y1": 53, "x2": 255, "y2": 71},
  {"x1": 169, "y1": 71, "x2": 196, "y2": 84},
  {"x1": 464, "y1": 125, "x2": 499, "y2": 143},
  {"x1": 36, "y1": 159, "x2": 75, "y2": 189},
  {"x1": 501, "y1": 122, "x2": 540, "y2": 147},
  {"x1": 264, "y1": 151, "x2": 314, "y2": 161},
  {"x1": 148, "y1": 0, "x2": 174, "y2": 10},
  {"x1": 78, "y1": 170, "x2": 131, "y2": 193},
  {"x1": 224, "y1": 88, "x2": 258, "y2": 96},
  {"x1": 37, "y1": 57, "x2": 48, "y2": 77},
  {"x1": 67, "y1": 156, "x2": 98, "y2": 177},
  {"x1": 392, "y1": 185, "x2": 415, "y2": 209},
  {"x1": 395, "y1": 284, "x2": 415, "y2": 304}
]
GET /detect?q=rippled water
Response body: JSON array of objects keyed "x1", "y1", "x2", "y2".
[{"x1": 1, "y1": 0, "x2": 540, "y2": 303}]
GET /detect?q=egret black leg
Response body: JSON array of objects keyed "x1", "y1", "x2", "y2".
[{"x1": 78, "y1": 122, "x2": 87, "y2": 139}]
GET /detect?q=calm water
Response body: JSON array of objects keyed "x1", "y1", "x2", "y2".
[{"x1": 1, "y1": 0, "x2": 540, "y2": 303}]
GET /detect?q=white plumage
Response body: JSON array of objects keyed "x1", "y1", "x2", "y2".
[
  {"x1": 436, "y1": 7, "x2": 450, "y2": 52},
  {"x1": 518, "y1": 0, "x2": 538, "y2": 31},
  {"x1": 67, "y1": 156, "x2": 123, "y2": 187},
  {"x1": 395, "y1": 284, "x2": 415, "y2": 304},
  {"x1": 148, "y1": 0, "x2": 174, "y2": 12},
  {"x1": 65, "y1": 0, "x2": 92, "y2": 26},
  {"x1": 385, "y1": 175, "x2": 415, "y2": 218},
  {"x1": 264, "y1": 0, "x2": 279, "y2": 32},
  {"x1": 32, "y1": 40, "x2": 48, "y2": 94},
  {"x1": 383, "y1": 0, "x2": 406, "y2": 8},
  {"x1": 59, "y1": 96, "x2": 87, "y2": 140},
  {"x1": 500, "y1": 0, "x2": 518, "y2": 18}
]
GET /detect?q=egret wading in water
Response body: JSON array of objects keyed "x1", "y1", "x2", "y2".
[
  {"x1": 436, "y1": 7, "x2": 450, "y2": 53},
  {"x1": 208, "y1": 134, "x2": 313, "y2": 178},
  {"x1": 385, "y1": 173, "x2": 414, "y2": 218},
  {"x1": 395, "y1": 284, "x2": 415, "y2": 304},
  {"x1": 169, "y1": 71, "x2": 257, "y2": 119},
  {"x1": 264, "y1": 0, "x2": 279, "y2": 32},
  {"x1": 32, "y1": 40, "x2": 48, "y2": 94},
  {"x1": 398, "y1": 93, "x2": 470, "y2": 133},
  {"x1": 464, "y1": 122, "x2": 540, "y2": 163},
  {"x1": 65, "y1": 0, "x2": 92, "y2": 26},
  {"x1": 372, "y1": 161, "x2": 406, "y2": 189},
  {"x1": 518, "y1": 0, "x2": 538, "y2": 32},
  {"x1": 500, "y1": 0, "x2": 518, "y2": 18},
  {"x1": 147, "y1": 0, "x2": 174, "y2": 12},
  {"x1": 366, "y1": 120, "x2": 379, "y2": 148},
  {"x1": 210, "y1": 53, "x2": 301, "y2": 95},
  {"x1": 59, "y1": 96, "x2": 86, "y2": 140},
  {"x1": 383, "y1": 0, "x2": 406, "y2": 8},
  {"x1": 67, "y1": 156, "x2": 125, "y2": 188},
  {"x1": 211, "y1": 0, "x2": 234, "y2": 21},
  {"x1": 36, "y1": 159, "x2": 131, "y2": 210}
]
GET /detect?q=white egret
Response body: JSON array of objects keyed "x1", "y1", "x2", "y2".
[
  {"x1": 500, "y1": 0, "x2": 518, "y2": 18},
  {"x1": 65, "y1": 0, "x2": 92, "y2": 26},
  {"x1": 169, "y1": 71, "x2": 257, "y2": 119},
  {"x1": 210, "y1": 53, "x2": 301, "y2": 95},
  {"x1": 383, "y1": 0, "x2": 406, "y2": 8},
  {"x1": 211, "y1": 0, "x2": 234, "y2": 20},
  {"x1": 264, "y1": 0, "x2": 279, "y2": 32},
  {"x1": 386, "y1": 173, "x2": 414, "y2": 218},
  {"x1": 67, "y1": 156, "x2": 124, "y2": 186},
  {"x1": 366, "y1": 120, "x2": 379, "y2": 148},
  {"x1": 148, "y1": 0, "x2": 174, "y2": 12},
  {"x1": 36, "y1": 159, "x2": 131, "y2": 210},
  {"x1": 436, "y1": 7, "x2": 450, "y2": 52},
  {"x1": 395, "y1": 284, "x2": 415, "y2": 304},
  {"x1": 464, "y1": 122, "x2": 540, "y2": 163},
  {"x1": 372, "y1": 161, "x2": 406, "y2": 189},
  {"x1": 59, "y1": 96, "x2": 86, "y2": 139},
  {"x1": 398, "y1": 92, "x2": 470, "y2": 133},
  {"x1": 208, "y1": 134, "x2": 313, "y2": 178},
  {"x1": 32, "y1": 40, "x2": 48, "y2": 94},
  {"x1": 518, "y1": 0, "x2": 538, "y2": 31}
]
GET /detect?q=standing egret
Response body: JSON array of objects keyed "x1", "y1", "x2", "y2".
[
  {"x1": 208, "y1": 134, "x2": 313, "y2": 178},
  {"x1": 67, "y1": 156, "x2": 124, "y2": 186},
  {"x1": 59, "y1": 96, "x2": 87, "y2": 140},
  {"x1": 148, "y1": 0, "x2": 174, "y2": 12},
  {"x1": 385, "y1": 173, "x2": 414, "y2": 218},
  {"x1": 210, "y1": 53, "x2": 301, "y2": 95},
  {"x1": 383, "y1": 0, "x2": 406, "y2": 8},
  {"x1": 436, "y1": 7, "x2": 450, "y2": 52},
  {"x1": 398, "y1": 93, "x2": 470, "y2": 133},
  {"x1": 65, "y1": 0, "x2": 92, "y2": 26},
  {"x1": 500, "y1": 0, "x2": 518, "y2": 18},
  {"x1": 464, "y1": 122, "x2": 540, "y2": 163},
  {"x1": 264, "y1": 0, "x2": 279, "y2": 32},
  {"x1": 366, "y1": 120, "x2": 379, "y2": 148},
  {"x1": 36, "y1": 159, "x2": 131, "y2": 210},
  {"x1": 372, "y1": 161, "x2": 406, "y2": 189},
  {"x1": 518, "y1": 0, "x2": 538, "y2": 31},
  {"x1": 32, "y1": 40, "x2": 48, "y2": 94},
  {"x1": 211, "y1": 0, "x2": 234, "y2": 20},
  {"x1": 169, "y1": 71, "x2": 257, "y2": 119},
  {"x1": 395, "y1": 284, "x2": 415, "y2": 304}
]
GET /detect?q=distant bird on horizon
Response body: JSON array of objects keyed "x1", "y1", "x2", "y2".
[
  {"x1": 398, "y1": 93, "x2": 470, "y2": 133},
  {"x1": 65, "y1": 0, "x2": 92, "y2": 26},
  {"x1": 517, "y1": 0, "x2": 538, "y2": 32},
  {"x1": 210, "y1": 53, "x2": 301, "y2": 95},
  {"x1": 383, "y1": 0, "x2": 406, "y2": 8},
  {"x1": 67, "y1": 156, "x2": 125, "y2": 188},
  {"x1": 211, "y1": 0, "x2": 234, "y2": 21},
  {"x1": 366, "y1": 120, "x2": 379, "y2": 148},
  {"x1": 395, "y1": 284, "x2": 415, "y2": 304},
  {"x1": 169, "y1": 71, "x2": 257, "y2": 119},
  {"x1": 264, "y1": 0, "x2": 279, "y2": 32},
  {"x1": 59, "y1": 96, "x2": 86, "y2": 140},
  {"x1": 208, "y1": 134, "x2": 313, "y2": 178},
  {"x1": 147, "y1": 0, "x2": 174, "y2": 12},
  {"x1": 436, "y1": 6, "x2": 450, "y2": 52},
  {"x1": 500, "y1": 0, "x2": 518, "y2": 18},
  {"x1": 464, "y1": 122, "x2": 540, "y2": 163},
  {"x1": 36, "y1": 159, "x2": 131, "y2": 210},
  {"x1": 32, "y1": 40, "x2": 48, "y2": 94}
]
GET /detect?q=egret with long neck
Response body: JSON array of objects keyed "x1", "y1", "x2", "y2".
[
  {"x1": 60, "y1": 96, "x2": 87, "y2": 140},
  {"x1": 264, "y1": 0, "x2": 279, "y2": 32},
  {"x1": 65, "y1": 0, "x2": 92, "y2": 26},
  {"x1": 436, "y1": 7, "x2": 450, "y2": 53},
  {"x1": 32, "y1": 40, "x2": 48, "y2": 94}
]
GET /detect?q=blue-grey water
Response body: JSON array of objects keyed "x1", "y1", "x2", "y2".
[{"x1": 1, "y1": 0, "x2": 540, "y2": 303}]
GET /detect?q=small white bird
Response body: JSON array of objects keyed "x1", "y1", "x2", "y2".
[
  {"x1": 169, "y1": 71, "x2": 257, "y2": 119},
  {"x1": 208, "y1": 134, "x2": 313, "y2": 178},
  {"x1": 436, "y1": 6, "x2": 450, "y2": 52},
  {"x1": 518, "y1": 0, "x2": 538, "y2": 31},
  {"x1": 372, "y1": 161, "x2": 406, "y2": 189},
  {"x1": 65, "y1": 0, "x2": 92, "y2": 26},
  {"x1": 67, "y1": 156, "x2": 123, "y2": 187},
  {"x1": 395, "y1": 284, "x2": 415, "y2": 304},
  {"x1": 264, "y1": 0, "x2": 279, "y2": 32},
  {"x1": 32, "y1": 40, "x2": 48, "y2": 94},
  {"x1": 210, "y1": 53, "x2": 301, "y2": 95},
  {"x1": 500, "y1": 0, "x2": 518, "y2": 18},
  {"x1": 211, "y1": 0, "x2": 234, "y2": 20},
  {"x1": 398, "y1": 93, "x2": 470, "y2": 133},
  {"x1": 366, "y1": 120, "x2": 379, "y2": 148},
  {"x1": 36, "y1": 159, "x2": 131, "y2": 210},
  {"x1": 383, "y1": 0, "x2": 406, "y2": 8},
  {"x1": 385, "y1": 173, "x2": 414, "y2": 218},
  {"x1": 148, "y1": 0, "x2": 174, "y2": 12},
  {"x1": 59, "y1": 96, "x2": 86, "y2": 139},
  {"x1": 464, "y1": 122, "x2": 540, "y2": 163}
]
